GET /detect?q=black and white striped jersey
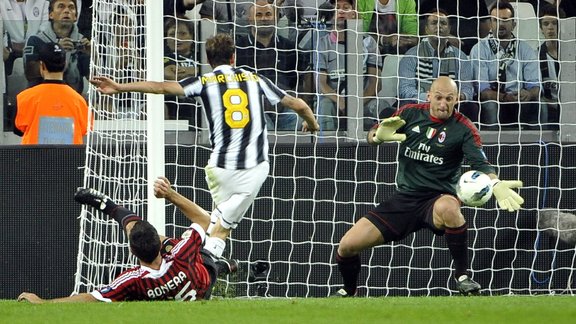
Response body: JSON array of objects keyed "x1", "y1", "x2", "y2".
[{"x1": 179, "y1": 65, "x2": 287, "y2": 169}]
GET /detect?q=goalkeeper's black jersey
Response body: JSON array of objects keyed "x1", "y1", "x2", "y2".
[{"x1": 392, "y1": 103, "x2": 495, "y2": 195}]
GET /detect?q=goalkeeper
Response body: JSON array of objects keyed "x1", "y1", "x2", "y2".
[
  {"x1": 18, "y1": 177, "x2": 238, "y2": 303},
  {"x1": 334, "y1": 76, "x2": 524, "y2": 297}
]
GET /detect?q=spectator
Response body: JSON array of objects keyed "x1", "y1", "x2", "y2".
[
  {"x1": 23, "y1": 0, "x2": 90, "y2": 94},
  {"x1": 198, "y1": 0, "x2": 253, "y2": 34},
  {"x1": 398, "y1": 8, "x2": 478, "y2": 122},
  {"x1": 538, "y1": 4, "x2": 565, "y2": 129},
  {"x1": 76, "y1": 0, "x2": 91, "y2": 38},
  {"x1": 278, "y1": 0, "x2": 310, "y2": 43},
  {"x1": 417, "y1": 0, "x2": 490, "y2": 55},
  {"x1": 314, "y1": 0, "x2": 384, "y2": 131},
  {"x1": 164, "y1": 16, "x2": 198, "y2": 82},
  {"x1": 235, "y1": 0, "x2": 304, "y2": 131},
  {"x1": 18, "y1": 177, "x2": 239, "y2": 303},
  {"x1": 164, "y1": 15, "x2": 200, "y2": 125},
  {"x1": 14, "y1": 42, "x2": 91, "y2": 144},
  {"x1": 0, "y1": 0, "x2": 50, "y2": 73},
  {"x1": 164, "y1": 0, "x2": 204, "y2": 16},
  {"x1": 356, "y1": 0, "x2": 418, "y2": 54},
  {"x1": 470, "y1": 1, "x2": 541, "y2": 130}
]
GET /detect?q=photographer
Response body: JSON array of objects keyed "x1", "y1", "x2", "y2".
[{"x1": 23, "y1": 0, "x2": 90, "y2": 94}]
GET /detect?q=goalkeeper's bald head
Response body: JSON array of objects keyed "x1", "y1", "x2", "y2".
[
  {"x1": 427, "y1": 76, "x2": 459, "y2": 120},
  {"x1": 430, "y1": 76, "x2": 458, "y2": 94}
]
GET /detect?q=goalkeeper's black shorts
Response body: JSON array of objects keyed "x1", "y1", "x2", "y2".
[{"x1": 364, "y1": 190, "x2": 447, "y2": 243}]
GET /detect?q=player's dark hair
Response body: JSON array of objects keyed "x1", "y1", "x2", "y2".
[
  {"x1": 489, "y1": 0, "x2": 515, "y2": 18},
  {"x1": 129, "y1": 221, "x2": 161, "y2": 264},
  {"x1": 205, "y1": 33, "x2": 235, "y2": 67}
]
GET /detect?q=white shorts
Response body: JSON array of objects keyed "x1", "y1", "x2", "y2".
[{"x1": 205, "y1": 161, "x2": 269, "y2": 229}]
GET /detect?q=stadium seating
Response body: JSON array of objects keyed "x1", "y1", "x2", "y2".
[
  {"x1": 379, "y1": 54, "x2": 401, "y2": 107},
  {"x1": 511, "y1": 1, "x2": 544, "y2": 49},
  {"x1": 6, "y1": 58, "x2": 28, "y2": 103}
]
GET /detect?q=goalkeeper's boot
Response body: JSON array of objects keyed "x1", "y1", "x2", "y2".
[
  {"x1": 330, "y1": 288, "x2": 356, "y2": 298},
  {"x1": 216, "y1": 258, "x2": 239, "y2": 277},
  {"x1": 74, "y1": 188, "x2": 111, "y2": 211},
  {"x1": 456, "y1": 275, "x2": 481, "y2": 296}
]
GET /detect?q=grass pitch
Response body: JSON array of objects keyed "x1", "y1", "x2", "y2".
[{"x1": 2, "y1": 296, "x2": 575, "y2": 324}]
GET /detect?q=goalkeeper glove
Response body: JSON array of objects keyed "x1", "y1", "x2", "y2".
[
  {"x1": 373, "y1": 116, "x2": 406, "y2": 144},
  {"x1": 492, "y1": 179, "x2": 524, "y2": 212}
]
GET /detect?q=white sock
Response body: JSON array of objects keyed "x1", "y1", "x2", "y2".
[
  {"x1": 205, "y1": 237, "x2": 226, "y2": 258},
  {"x1": 206, "y1": 211, "x2": 220, "y2": 236}
]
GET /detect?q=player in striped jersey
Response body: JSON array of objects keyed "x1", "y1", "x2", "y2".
[
  {"x1": 17, "y1": 177, "x2": 237, "y2": 303},
  {"x1": 90, "y1": 33, "x2": 319, "y2": 261},
  {"x1": 334, "y1": 77, "x2": 524, "y2": 297}
]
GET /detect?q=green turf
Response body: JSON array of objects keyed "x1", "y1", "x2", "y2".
[{"x1": 2, "y1": 296, "x2": 575, "y2": 324}]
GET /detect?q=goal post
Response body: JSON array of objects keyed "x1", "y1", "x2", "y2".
[
  {"x1": 559, "y1": 17, "x2": 576, "y2": 142},
  {"x1": 145, "y1": 0, "x2": 166, "y2": 234},
  {"x1": 75, "y1": 0, "x2": 576, "y2": 297},
  {"x1": 74, "y1": 0, "x2": 166, "y2": 293}
]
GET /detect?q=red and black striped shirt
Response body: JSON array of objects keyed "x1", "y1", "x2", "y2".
[{"x1": 91, "y1": 224, "x2": 210, "y2": 301}]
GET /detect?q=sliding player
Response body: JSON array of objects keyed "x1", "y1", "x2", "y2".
[{"x1": 18, "y1": 177, "x2": 236, "y2": 303}]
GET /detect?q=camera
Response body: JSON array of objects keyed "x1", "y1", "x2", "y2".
[{"x1": 72, "y1": 40, "x2": 85, "y2": 50}]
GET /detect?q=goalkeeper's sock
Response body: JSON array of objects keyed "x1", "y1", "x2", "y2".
[
  {"x1": 445, "y1": 223, "x2": 469, "y2": 278},
  {"x1": 205, "y1": 237, "x2": 226, "y2": 259},
  {"x1": 336, "y1": 253, "x2": 361, "y2": 295},
  {"x1": 110, "y1": 206, "x2": 142, "y2": 230}
]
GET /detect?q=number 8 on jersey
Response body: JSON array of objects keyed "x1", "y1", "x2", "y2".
[{"x1": 223, "y1": 88, "x2": 249, "y2": 129}]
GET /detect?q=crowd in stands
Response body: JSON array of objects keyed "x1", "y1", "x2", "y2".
[
  {"x1": 398, "y1": 8, "x2": 478, "y2": 121},
  {"x1": 235, "y1": 0, "x2": 303, "y2": 130},
  {"x1": 1, "y1": 0, "x2": 572, "y2": 141}
]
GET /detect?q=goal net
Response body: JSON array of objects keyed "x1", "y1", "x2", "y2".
[{"x1": 75, "y1": 0, "x2": 576, "y2": 297}]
